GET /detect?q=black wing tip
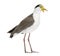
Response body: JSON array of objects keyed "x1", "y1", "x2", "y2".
[
  {"x1": 7, "y1": 31, "x2": 10, "y2": 33},
  {"x1": 7, "y1": 26, "x2": 17, "y2": 33},
  {"x1": 7, "y1": 30, "x2": 13, "y2": 33}
]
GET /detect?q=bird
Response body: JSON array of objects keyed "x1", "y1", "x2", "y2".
[{"x1": 8, "y1": 4, "x2": 47, "y2": 53}]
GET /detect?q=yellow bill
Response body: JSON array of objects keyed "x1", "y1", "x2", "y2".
[{"x1": 40, "y1": 4, "x2": 48, "y2": 12}]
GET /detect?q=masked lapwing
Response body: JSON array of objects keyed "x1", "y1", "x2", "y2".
[{"x1": 8, "y1": 4, "x2": 47, "y2": 53}]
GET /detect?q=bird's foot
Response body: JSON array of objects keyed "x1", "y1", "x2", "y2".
[
  {"x1": 25, "y1": 51, "x2": 39, "y2": 53},
  {"x1": 25, "y1": 51, "x2": 31, "y2": 53},
  {"x1": 31, "y1": 51, "x2": 39, "y2": 53}
]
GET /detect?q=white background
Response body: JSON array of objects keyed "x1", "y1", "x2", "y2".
[{"x1": 0, "y1": 0, "x2": 60, "y2": 56}]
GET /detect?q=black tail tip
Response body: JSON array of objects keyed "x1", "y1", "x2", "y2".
[{"x1": 10, "y1": 35, "x2": 13, "y2": 38}]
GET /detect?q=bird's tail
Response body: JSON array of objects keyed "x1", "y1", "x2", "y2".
[
  {"x1": 7, "y1": 26, "x2": 17, "y2": 38},
  {"x1": 10, "y1": 34, "x2": 13, "y2": 38}
]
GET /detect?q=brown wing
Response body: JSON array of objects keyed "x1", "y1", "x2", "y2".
[{"x1": 14, "y1": 14, "x2": 34, "y2": 33}]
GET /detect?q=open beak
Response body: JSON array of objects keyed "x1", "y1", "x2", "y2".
[{"x1": 40, "y1": 5, "x2": 47, "y2": 12}]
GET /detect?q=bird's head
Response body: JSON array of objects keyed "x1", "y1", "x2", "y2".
[{"x1": 35, "y1": 4, "x2": 47, "y2": 12}]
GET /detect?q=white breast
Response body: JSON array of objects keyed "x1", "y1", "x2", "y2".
[{"x1": 21, "y1": 7, "x2": 40, "y2": 33}]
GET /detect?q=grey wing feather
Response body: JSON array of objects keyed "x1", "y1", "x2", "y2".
[{"x1": 12, "y1": 14, "x2": 34, "y2": 34}]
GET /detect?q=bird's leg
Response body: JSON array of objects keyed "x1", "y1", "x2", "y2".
[
  {"x1": 23, "y1": 33, "x2": 39, "y2": 53},
  {"x1": 28, "y1": 33, "x2": 33, "y2": 52},
  {"x1": 23, "y1": 33, "x2": 27, "y2": 53},
  {"x1": 28, "y1": 33, "x2": 39, "y2": 53}
]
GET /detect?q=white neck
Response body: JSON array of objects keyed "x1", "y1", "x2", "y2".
[{"x1": 33, "y1": 7, "x2": 40, "y2": 21}]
